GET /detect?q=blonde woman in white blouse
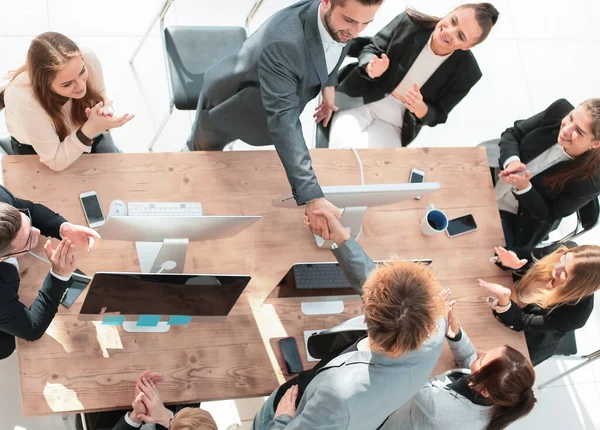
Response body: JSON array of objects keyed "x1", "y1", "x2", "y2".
[{"x1": 3, "y1": 32, "x2": 134, "y2": 171}]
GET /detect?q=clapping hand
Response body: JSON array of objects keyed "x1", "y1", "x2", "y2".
[
  {"x1": 446, "y1": 300, "x2": 460, "y2": 339},
  {"x1": 365, "y1": 53, "x2": 390, "y2": 79},
  {"x1": 60, "y1": 222, "x2": 101, "y2": 251},
  {"x1": 477, "y1": 279, "x2": 511, "y2": 309},
  {"x1": 501, "y1": 170, "x2": 532, "y2": 191},
  {"x1": 275, "y1": 385, "x2": 299, "y2": 419},
  {"x1": 44, "y1": 238, "x2": 77, "y2": 278},
  {"x1": 314, "y1": 86, "x2": 338, "y2": 127},
  {"x1": 136, "y1": 377, "x2": 172, "y2": 428},
  {"x1": 498, "y1": 160, "x2": 527, "y2": 178},
  {"x1": 81, "y1": 102, "x2": 134, "y2": 138},
  {"x1": 491, "y1": 246, "x2": 528, "y2": 269},
  {"x1": 403, "y1": 83, "x2": 428, "y2": 119}
]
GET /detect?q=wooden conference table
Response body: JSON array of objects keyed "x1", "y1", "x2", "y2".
[{"x1": 2, "y1": 148, "x2": 528, "y2": 416}]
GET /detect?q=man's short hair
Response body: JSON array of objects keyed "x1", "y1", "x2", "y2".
[
  {"x1": 170, "y1": 407, "x2": 217, "y2": 430},
  {"x1": 362, "y1": 260, "x2": 444, "y2": 357},
  {"x1": 331, "y1": 0, "x2": 385, "y2": 7},
  {"x1": 0, "y1": 203, "x2": 23, "y2": 256}
]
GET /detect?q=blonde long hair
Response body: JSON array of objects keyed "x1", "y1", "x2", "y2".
[
  {"x1": 518, "y1": 245, "x2": 600, "y2": 309},
  {"x1": 6, "y1": 32, "x2": 104, "y2": 140}
]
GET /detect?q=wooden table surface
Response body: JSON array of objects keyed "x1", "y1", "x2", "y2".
[{"x1": 2, "y1": 148, "x2": 527, "y2": 416}]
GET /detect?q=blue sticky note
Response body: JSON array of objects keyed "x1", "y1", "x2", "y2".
[
  {"x1": 168, "y1": 315, "x2": 192, "y2": 325},
  {"x1": 102, "y1": 315, "x2": 126, "y2": 326},
  {"x1": 136, "y1": 315, "x2": 162, "y2": 327}
]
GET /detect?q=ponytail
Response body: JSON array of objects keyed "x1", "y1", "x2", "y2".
[{"x1": 487, "y1": 388, "x2": 536, "y2": 430}]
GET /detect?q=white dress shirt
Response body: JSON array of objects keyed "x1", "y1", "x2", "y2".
[
  {"x1": 496, "y1": 143, "x2": 573, "y2": 214},
  {"x1": 317, "y1": 6, "x2": 347, "y2": 74}
]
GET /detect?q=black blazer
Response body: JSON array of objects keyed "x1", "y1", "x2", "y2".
[
  {"x1": 112, "y1": 415, "x2": 167, "y2": 430},
  {"x1": 498, "y1": 99, "x2": 600, "y2": 248},
  {"x1": 335, "y1": 11, "x2": 482, "y2": 146},
  {"x1": 0, "y1": 185, "x2": 70, "y2": 359}
]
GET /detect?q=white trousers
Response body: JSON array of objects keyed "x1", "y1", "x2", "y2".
[{"x1": 329, "y1": 96, "x2": 406, "y2": 149}]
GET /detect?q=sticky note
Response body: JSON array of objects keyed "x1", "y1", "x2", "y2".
[
  {"x1": 168, "y1": 315, "x2": 192, "y2": 325},
  {"x1": 136, "y1": 315, "x2": 162, "y2": 327},
  {"x1": 102, "y1": 315, "x2": 126, "y2": 326}
]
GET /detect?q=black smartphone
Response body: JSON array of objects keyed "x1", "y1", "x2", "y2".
[
  {"x1": 278, "y1": 337, "x2": 303, "y2": 375},
  {"x1": 446, "y1": 214, "x2": 478, "y2": 238},
  {"x1": 60, "y1": 271, "x2": 91, "y2": 308}
]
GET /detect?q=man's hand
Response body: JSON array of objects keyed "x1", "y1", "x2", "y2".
[
  {"x1": 446, "y1": 300, "x2": 460, "y2": 338},
  {"x1": 308, "y1": 208, "x2": 350, "y2": 245},
  {"x1": 44, "y1": 238, "x2": 77, "y2": 278},
  {"x1": 129, "y1": 392, "x2": 146, "y2": 424},
  {"x1": 304, "y1": 198, "x2": 340, "y2": 241},
  {"x1": 498, "y1": 160, "x2": 527, "y2": 178},
  {"x1": 60, "y1": 223, "x2": 101, "y2": 251},
  {"x1": 365, "y1": 53, "x2": 390, "y2": 79},
  {"x1": 275, "y1": 385, "x2": 299, "y2": 419},
  {"x1": 403, "y1": 83, "x2": 428, "y2": 119},
  {"x1": 135, "y1": 370, "x2": 164, "y2": 395},
  {"x1": 492, "y1": 246, "x2": 528, "y2": 269},
  {"x1": 136, "y1": 377, "x2": 172, "y2": 428},
  {"x1": 314, "y1": 86, "x2": 338, "y2": 127}
]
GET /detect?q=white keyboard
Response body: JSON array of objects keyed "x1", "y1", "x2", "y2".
[{"x1": 127, "y1": 202, "x2": 203, "y2": 217}]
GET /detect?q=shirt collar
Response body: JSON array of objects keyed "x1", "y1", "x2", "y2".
[
  {"x1": 317, "y1": 5, "x2": 347, "y2": 47},
  {"x1": 555, "y1": 142, "x2": 575, "y2": 160},
  {"x1": 446, "y1": 374, "x2": 495, "y2": 407}
]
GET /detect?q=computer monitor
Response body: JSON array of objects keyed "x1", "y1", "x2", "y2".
[
  {"x1": 265, "y1": 259, "x2": 433, "y2": 315},
  {"x1": 97, "y1": 215, "x2": 261, "y2": 273},
  {"x1": 273, "y1": 183, "x2": 440, "y2": 248},
  {"x1": 79, "y1": 272, "x2": 251, "y2": 332}
]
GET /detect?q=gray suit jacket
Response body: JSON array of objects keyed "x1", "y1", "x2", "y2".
[
  {"x1": 269, "y1": 239, "x2": 446, "y2": 430},
  {"x1": 203, "y1": 0, "x2": 350, "y2": 205},
  {"x1": 381, "y1": 331, "x2": 492, "y2": 430}
]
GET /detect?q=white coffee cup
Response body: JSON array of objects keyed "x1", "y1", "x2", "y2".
[{"x1": 420, "y1": 204, "x2": 449, "y2": 236}]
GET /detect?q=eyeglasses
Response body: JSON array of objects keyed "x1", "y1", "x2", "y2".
[{"x1": 0, "y1": 208, "x2": 33, "y2": 259}]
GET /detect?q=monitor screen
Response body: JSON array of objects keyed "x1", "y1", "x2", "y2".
[{"x1": 80, "y1": 273, "x2": 250, "y2": 318}]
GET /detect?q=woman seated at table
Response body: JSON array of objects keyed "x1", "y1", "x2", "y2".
[
  {"x1": 328, "y1": 3, "x2": 499, "y2": 149},
  {"x1": 494, "y1": 98, "x2": 600, "y2": 250},
  {"x1": 2, "y1": 32, "x2": 134, "y2": 170},
  {"x1": 479, "y1": 244, "x2": 600, "y2": 365},
  {"x1": 381, "y1": 302, "x2": 536, "y2": 430}
]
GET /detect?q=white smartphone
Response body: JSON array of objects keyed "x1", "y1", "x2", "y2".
[
  {"x1": 79, "y1": 191, "x2": 105, "y2": 228},
  {"x1": 446, "y1": 214, "x2": 478, "y2": 238},
  {"x1": 409, "y1": 168, "x2": 425, "y2": 200}
]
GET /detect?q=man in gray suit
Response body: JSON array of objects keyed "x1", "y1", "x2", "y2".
[
  {"x1": 186, "y1": 0, "x2": 382, "y2": 239},
  {"x1": 251, "y1": 210, "x2": 449, "y2": 430}
]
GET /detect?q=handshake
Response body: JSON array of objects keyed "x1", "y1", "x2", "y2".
[{"x1": 304, "y1": 197, "x2": 350, "y2": 245}]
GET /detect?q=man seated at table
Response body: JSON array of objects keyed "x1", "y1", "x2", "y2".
[
  {"x1": 251, "y1": 209, "x2": 449, "y2": 430},
  {"x1": 0, "y1": 185, "x2": 100, "y2": 359}
]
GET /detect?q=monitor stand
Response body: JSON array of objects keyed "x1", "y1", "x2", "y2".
[
  {"x1": 301, "y1": 301, "x2": 344, "y2": 315},
  {"x1": 313, "y1": 206, "x2": 367, "y2": 248},
  {"x1": 122, "y1": 321, "x2": 171, "y2": 333},
  {"x1": 135, "y1": 238, "x2": 189, "y2": 274}
]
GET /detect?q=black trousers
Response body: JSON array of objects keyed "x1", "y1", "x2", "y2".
[
  {"x1": 11, "y1": 133, "x2": 121, "y2": 155},
  {"x1": 500, "y1": 210, "x2": 517, "y2": 250}
]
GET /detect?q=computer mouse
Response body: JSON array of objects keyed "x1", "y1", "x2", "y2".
[{"x1": 107, "y1": 200, "x2": 127, "y2": 218}]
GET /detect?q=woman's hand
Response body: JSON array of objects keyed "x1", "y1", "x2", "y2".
[
  {"x1": 501, "y1": 171, "x2": 532, "y2": 191},
  {"x1": 81, "y1": 102, "x2": 134, "y2": 138},
  {"x1": 446, "y1": 300, "x2": 460, "y2": 338},
  {"x1": 403, "y1": 83, "x2": 428, "y2": 119},
  {"x1": 491, "y1": 246, "x2": 528, "y2": 269},
  {"x1": 365, "y1": 53, "x2": 389, "y2": 79},
  {"x1": 498, "y1": 160, "x2": 526, "y2": 178},
  {"x1": 274, "y1": 385, "x2": 299, "y2": 419},
  {"x1": 478, "y1": 279, "x2": 511, "y2": 307}
]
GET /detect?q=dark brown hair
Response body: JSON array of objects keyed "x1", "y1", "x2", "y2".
[
  {"x1": 544, "y1": 99, "x2": 600, "y2": 191},
  {"x1": 407, "y1": 3, "x2": 499, "y2": 44},
  {"x1": 170, "y1": 407, "x2": 217, "y2": 430},
  {"x1": 0, "y1": 203, "x2": 23, "y2": 256},
  {"x1": 362, "y1": 260, "x2": 444, "y2": 357},
  {"x1": 8, "y1": 32, "x2": 104, "y2": 140},
  {"x1": 470, "y1": 346, "x2": 536, "y2": 430},
  {"x1": 332, "y1": 0, "x2": 384, "y2": 7}
]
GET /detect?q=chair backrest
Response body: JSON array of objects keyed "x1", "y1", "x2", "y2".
[
  {"x1": 307, "y1": 315, "x2": 367, "y2": 359},
  {"x1": 579, "y1": 197, "x2": 600, "y2": 231}
]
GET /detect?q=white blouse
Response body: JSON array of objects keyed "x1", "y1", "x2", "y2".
[{"x1": 4, "y1": 48, "x2": 112, "y2": 171}]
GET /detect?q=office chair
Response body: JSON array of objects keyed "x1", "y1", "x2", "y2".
[
  {"x1": 129, "y1": 0, "x2": 247, "y2": 151},
  {"x1": 0, "y1": 89, "x2": 15, "y2": 155},
  {"x1": 307, "y1": 315, "x2": 367, "y2": 359}
]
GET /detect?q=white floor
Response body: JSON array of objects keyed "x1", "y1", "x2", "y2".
[{"x1": 0, "y1": 0, "x2": 599, "y2": 429}]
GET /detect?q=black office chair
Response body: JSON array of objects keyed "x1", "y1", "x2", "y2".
[
  {"x1": 307, "y1": 315, "x2": 366, "y2": 359},
  {"x1": 0, "y1": 89, "x2": 15, "y2": 155}
]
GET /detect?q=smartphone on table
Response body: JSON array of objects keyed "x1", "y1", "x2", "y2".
[
  {"x1": 79, "y1": 191, "x2": 105, "y2": 228},
  {"x1": 446, "y1": 214, "x2": 478, "y2": 238},
  {"x1": 409, "y1": 168, "x2": 425, "y2": 200},
  {"x1": 278, "y1": 337, "x2": 304, "y2": 375}
]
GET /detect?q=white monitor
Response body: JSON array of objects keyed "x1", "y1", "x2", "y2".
[
  {"x1": 97, "y1": 215, "x2": 261, "y2": 273},
  {"x1": 273, "y1": 183, "x2": 440, "y2": 248}
]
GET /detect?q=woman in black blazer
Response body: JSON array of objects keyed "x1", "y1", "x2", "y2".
[
  {"x1": 495, "y1": 98, "x2": 600, "y2": 249},
  {"x1": 479, "y1": 244, "x2": 600, "y2": 365},
  {"x1": 328, "y1": 3, "x2": 498, "y2": 148}
]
